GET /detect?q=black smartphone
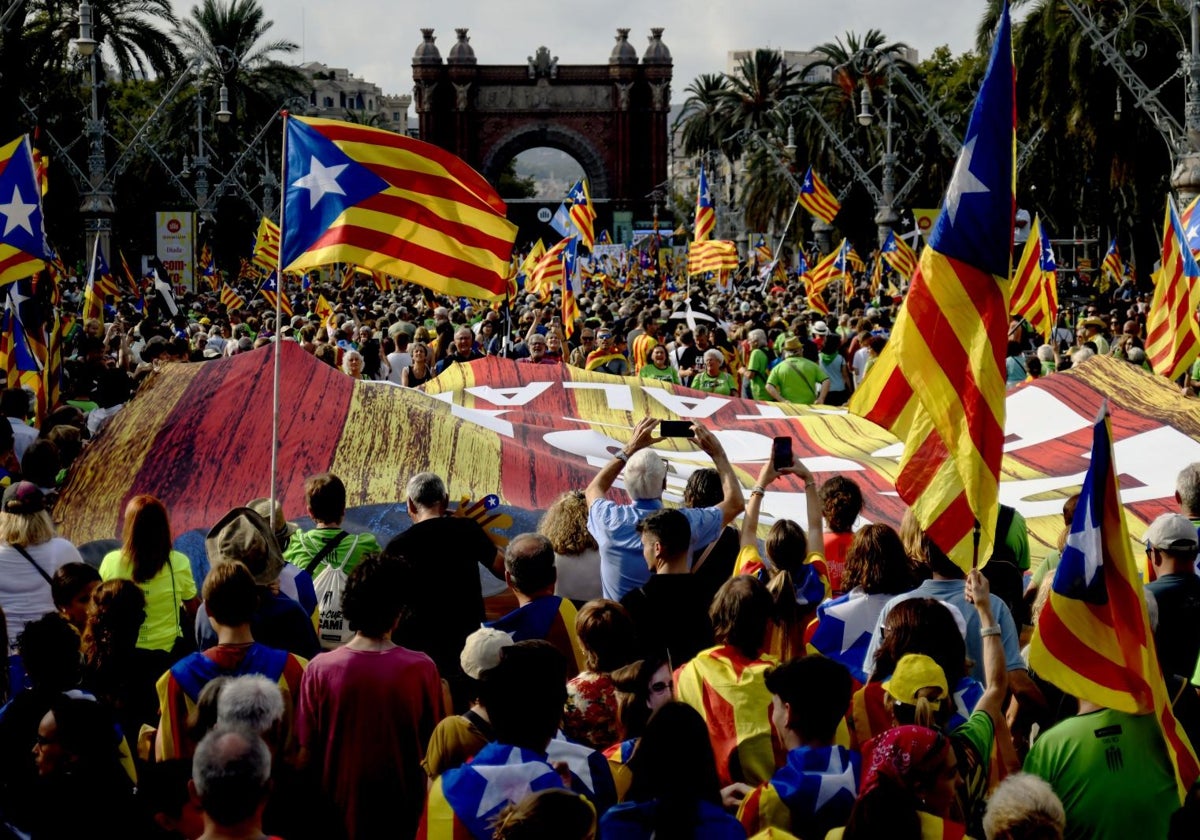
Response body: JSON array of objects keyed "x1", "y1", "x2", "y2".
[
  {"x1": 772, "y1": 436, "x2": 794, "y2": 470},
  {"x1": 660, "y1": 420, "x2": 695, "y2": 438}
]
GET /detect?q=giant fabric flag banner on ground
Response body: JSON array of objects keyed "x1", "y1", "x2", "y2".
[{"x1": 55, "y1": 349, "x2": 1200, "y2": 581}]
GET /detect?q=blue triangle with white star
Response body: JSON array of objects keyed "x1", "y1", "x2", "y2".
[
  {"x1": 0, "y1": 137, "x2": 53, "y2": 261},
  {"x1": 281, "y1": 118, "x2": 389, "y2": 270}
]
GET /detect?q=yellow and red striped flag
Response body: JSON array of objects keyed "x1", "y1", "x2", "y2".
[
  {"x1": 259, "y1": 274, "x2": 294, "y2": 317},
  {"x1": 1009, "y1": 215, "x2": 1059, "y2": 338},
  {"x1": 0, "y1": 136, "x2": 55, "y2": 287},
  {"x1": 687, "y1": 239, "x2": 738, "y2": 275},
  {"x1": 798, "y1": 167, "x2": 841, "y2": 224},
  {"x1": 848, "y1": 1, "x2": 1015, "y2": 571},
  {"x1": 1029, "y1": 411, "x2": 1199, "y2": 800},
  {"x1": 805, "y1": 239, "x2": 850, "y2": 300},
  {"x1": 566, "y1": 179, "x2": 596, "y2": 249},
  {"x1": 280, "y1": 116, "x2": 517, "y2": 301},
  {"x1": 694, "y1": 163, "x2": 715, "y2": 243},
  {"x1": 252, "y1": 217, "x2": 280, "y2": 273},
  {"x1": 528, "y1": 237, "x2": 570, "y2": 303},
  {"x1": 846, "y1": 247, "x2": 866, "y2": 273},
  {"x1": 880, "y1": 229, "x2": 918, "y2": 280},
  {"x1": 219, "y1": 282, "x2": 245, "y2": 311},
  {"x1": 1146, "y1": 198, "x2": 1200, "y2": 381},
  {"x1": 1101, "y1": 237, "x2": 1123, "y2": 292}
]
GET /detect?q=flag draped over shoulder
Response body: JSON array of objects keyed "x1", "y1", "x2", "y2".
[
  {"x1": 1146, "y1": 199, "x2": 1200, "y2": 381},
  {"x1": 694, "y1": 164, "x2": 715, "y2": 243},
  {"x1": 848, "y1": 2, "x2": 1015, "y2": 571},
  {"x1": 280, "y1": 116, "x2": 517, "y2": 301},
  {"x1": 0, "y1": 135, "x2": 55, "y2": 287},
  {"x1": 1029, "y1": 412, "x2": 1199, "y2": 800},
  {"x1": 1009, "y1": 215, "x2": 1058, "y2": 337},
  {"x1": 798, "y1": 167, "x2": 841, "y2": 225}
]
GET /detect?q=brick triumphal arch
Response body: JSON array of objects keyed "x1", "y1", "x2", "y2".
[{"x1": 412, "y1": 27, "x2": 673, "y2": 241}]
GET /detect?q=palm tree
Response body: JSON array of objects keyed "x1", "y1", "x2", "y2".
[
  {"x1": 174, "y1": 0, "x2": 307, "y2": 129},
  {"x1": 675, "y1": 73, "x2": 729, "y2": 158},
  {"x1": 718, "y1": 48, "x2": 803, "y2": 158},
  {"x1": 23, "y1": 0, "x2": 181, "y2": 81}
]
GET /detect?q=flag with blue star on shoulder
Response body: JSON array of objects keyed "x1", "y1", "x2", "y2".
[
  {"x1": 737, "y1": 745, "x2": 860, "y2": 837},
  {"x1": 0, "y1": 135, "x2": 55, "y2": 287},
  {"x1": 850, "y1": 0, "x2": 1015, "y2": 572},
  {"x1": 280, "y1": 116, "x2": 517, "y2": 301},
  {"x1": 809, "y1": 590, "x2": 893, "y2": 684},
  {"x1": 418, "y1": 742, "x2": 566, "y2": 839}
]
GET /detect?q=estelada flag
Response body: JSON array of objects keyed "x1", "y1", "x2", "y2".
[
  {"x1": 252, "y1": 217, "x2": 280, "y2": 273},
  {"x1": 798, "y1": 167, "x2": 841, "y2": 225},
  {"x1": 849, "y1": 0, "x2": 1015, "y2": 571},
  {"x1": 1030, "y1": 410, "x2": 1199, "y2": 801},
  {"x1": 0, "y1": 135, "x2": 55, "y2": 287},
  {"x1": 280, "y1": 116, "x2": 517, "y2": 301}
]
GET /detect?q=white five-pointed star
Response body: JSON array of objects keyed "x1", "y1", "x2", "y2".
[
  {"x1": 1063, "y1": 494, "x2": 1102, "y2": 587},
  {"x1": 292, "y1": 156, "x2": 348, "y2": 210},
  {"x1": 1187, "y1": 221, "x2": 1200, "y2": 245},
  {"x1": 825, "y1": 593, "x2": 879, "y2": 654},
  {"x1": 814, "y1": 750, "x2": 858, "y2": 811},
  {"x1": 8, "y1": 284, "x2": 29, "y2": 311},
  {"x1": 0, "y1": 186, "x2": 37, "y2": 237},
  {"x1": 472, "y1": 747, "x2": 556, "y2": 818},
  {"x1": 943, "y1": 136, "x2": 989, "y2": 228}
]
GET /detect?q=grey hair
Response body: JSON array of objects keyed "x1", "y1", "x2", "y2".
[
  {"x1": 1070, "y1": 347, "x2": 1094, "y2": 366},
  {"x1": 982, "y1": 772, "x2": 1065, "y2": 840},
  {"x1": 748, "y1": 329, "x2": 767, "y2": 346},
  {"x1": 193, "y1": 726, "x2": 272, "y2": 825},
  {"x1": 455, "y1": 326, "x2": 474, "y2": 339},
  {"x1": 407, "y1": 472, "x2": 448, "y2": 510},
  {"x1": 1036, "y1": 344, "x2": 1054, "y2": 362},
  {"x1": 624, "y1": 449, "x2": 667, "y2": 501},
  {"x1": 216, "y1": 675, "x2": 285, "y2": 736},
  {"x1": 1178, "y1": 463, "x2": 1200, "y2": 515},
  {"x1": 702, "y1": 348, "x2": 724, "y2": 364},
  {"x1": 341, "y1": 350, "x2": 363, "y2": 374},
  {"x1": 1126, "y1": 347, "x2": 1147, "y2": 365}
]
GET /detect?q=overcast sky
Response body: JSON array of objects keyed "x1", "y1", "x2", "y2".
[{"x1": 169, "y1": 0, "x2": 993, "y2": 102}]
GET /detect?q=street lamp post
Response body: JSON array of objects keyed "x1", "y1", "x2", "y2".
[
  {"x1": 184, "y1": 53, "x2": 234, "y2": 224},
  {"x1": 854, "y1": 58, "x2": 900, "y2": 247},
  {"x1": 73, "y1": 1, "x2": 115, "y2": 264},
  {"x1": 1171, "y1": 0, "x2": 1200, "y2": 202}
]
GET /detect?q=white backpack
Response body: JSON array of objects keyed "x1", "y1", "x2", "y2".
[{"x1": 302, "y1": 531, "x2": 360, "y2": 650}]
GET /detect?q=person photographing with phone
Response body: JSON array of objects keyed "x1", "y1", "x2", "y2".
[{"x1": 586, "y1": 417, "x2": 745, "y2": 602}]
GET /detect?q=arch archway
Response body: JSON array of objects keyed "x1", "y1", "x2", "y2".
[{"x1": 481, "y1": 124, "x2": 610, "y2": 199}]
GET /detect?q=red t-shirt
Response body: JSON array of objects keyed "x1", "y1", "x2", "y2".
[{"x1": 823, "y1": 531, "x2": 855, "y2": 594}]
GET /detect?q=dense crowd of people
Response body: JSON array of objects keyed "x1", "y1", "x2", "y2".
[{"x1": 0, "y1": 265, "x2": 1195, "y2": 839}]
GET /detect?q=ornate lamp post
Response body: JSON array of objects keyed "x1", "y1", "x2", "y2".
[
  {"x1": 73, "y1": 1, "x2": 115, "y2": 263},
  {"x1": 855, "y1": 74, "x2": 901, "y2": 247}
]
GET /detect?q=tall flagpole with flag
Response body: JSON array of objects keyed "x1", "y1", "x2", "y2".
[
  {"x1": 269, "y1": 110, "x2": 290, "y2": 533},
  {"x1": 849, "y1": 0, "x2": 1015, "y2": 570}
]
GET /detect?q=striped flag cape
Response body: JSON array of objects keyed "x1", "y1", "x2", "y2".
[
  {"x1": 687, "y1": 239, "x2": 738, "y2": 275},
  {"x1": 252, "y1": 217, "x2": 280, "y2": 273},
  {"x1": 736, "y1": 745, "x2": 861, "y2": 838},
  {"x1": 881, "y1": 229, "x2": 918, "y2": 280},
  {"x1": 527, "y1": 237, "x2": 570, "y2": 303},
  {"x1": 848, "y1": 1, "x2": 1015, "y2": 571},
  {"x1": 219, "y1": 282, "x2": 246, "y2": 311},
  {"x1": 675, "y1": 644, "x2": 784, "y2": 787},
  {"x1": 1146, "y1": 198, "x2": 1200, "y2": 381},
  {"x1": 0, "y1": 135, "x2": 55, "y2": 287},
  {"x1": 280, "y1": 116, "x2": 517, "y2": 301},
  {"x1": 566, "y1": 179, "x2": 596, "y2": 249},
  {"x1": 259, "y1": 274, "x2": 294, "y2": 317},
  {"x1": 1008, "y1": 214, "x2": 1058, "y2": 338},
  {"x1": 484, "y1": 595, "x2": 585, "y2": 678},
  {"x1": 798, "y1": 167, "x2": 841, "y2": 224},
  {"x1": 694, "y1": 163, "x2": 715, "y2": 242},
  {"x1": 418, "y1": 743, "x2": 567, "y2": 839},
  {"x1": 1029, "y1": 410, "x2": 1199, "y2": 800}
]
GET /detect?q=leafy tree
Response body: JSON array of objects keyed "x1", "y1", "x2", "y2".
[{"x1": 496, "y1": 158, "x2": 537, "y2": 200}]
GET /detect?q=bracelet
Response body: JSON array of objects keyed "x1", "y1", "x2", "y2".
[
  {"x1": 613, "y1": 450, "x2": 630, "y2": 463},
  {"x1": 979, "y1": 625, "x2": 1001, "y2": 638},
  {"x1": 749, "y1": 486, "x2": 766, "y2": 498}
]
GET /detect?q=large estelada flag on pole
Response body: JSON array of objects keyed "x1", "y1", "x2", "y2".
[
  {"x1": 848, "y1": 1, "x2": 1015, "y2": 571},
  {"x1": 1146, "y1": 198, "x2": 1200, "y2": 381},
  {"x1": 1030, "y1": 410, "x2": 1199, "y2": 800},
  {"x1": 0, "y1": 136, "x2": 55, "y2": 287},
  {"x1": 280, "y1": 116, "x2": 518, "y2": 301},
  {"x1": 797, "y1": 167, "x2": 841, "y2": 225},
  {"x1": 1009, "y1": 214, "x2": 1058, "y2": 337}
]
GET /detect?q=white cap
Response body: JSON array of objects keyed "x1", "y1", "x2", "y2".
[{"x1": 460, "y1": 627, "x2": 515, "y2": 679}]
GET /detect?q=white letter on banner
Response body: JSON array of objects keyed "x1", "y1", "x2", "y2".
[
  {"x1": 427, "y1": 391, "x2": 514, "y2": 438},
  {"x1": 735, "y1": 402, "x2": 791, "y2": 420},
  {"x1": 642, "y1": 388, "x2": 730, "y2": 418},
  {"x1": 465, "y1": 382, "x2": 555, "y2": 407},
  {"x1": 563, "y1": 382, "x2": 635, "y2": 412}
]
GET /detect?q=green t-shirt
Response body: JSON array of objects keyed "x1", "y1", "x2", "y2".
[
  {"x1": 1030, "y1": 549, "x2": 1061, "y2": 591},
  {"x1": 691, "y1": 371, "x2": 735, "y2": 395},
  {"x1": 766, "y1": 356, "x2": 829, "y2": 405},
  {"x1": 640, "y1": 365, "x2": 680, "y2": 384},
  {"x1": 283, "y1": 527, "x2": 381, "y2": 578},
  {"x1": 1024, "y1": 709, "x2": 1177, "y2": 840},
  {"x1": 99, "y1": 549, "x2": 197, "y2": 652},
  {"x1": 747, "y1": 348, "x2": 770, "y2": 402}
]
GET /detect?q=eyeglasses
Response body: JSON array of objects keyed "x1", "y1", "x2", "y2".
[
  {"x1": 581, "y1": 335, "x2": 595, "y2": 341},
  {"x1": 649, "y1": 679, "x2": 673, "y2": 694}
]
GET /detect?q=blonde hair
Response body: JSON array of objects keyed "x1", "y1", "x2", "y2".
[
  {"x1": 982, "y1": 772, "x2": 1065, "y2": 840},
  {"x1": 0, "y1": 510, "x2": 55, "y2": 547},
  {"x1": 538, "y1": 491, "x2": 597, "y2": 556}
]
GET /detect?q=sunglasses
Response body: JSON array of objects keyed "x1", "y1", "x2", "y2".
[
  {"x1": 650, "y1": 678, "x2": 673, "y2": 694},
  {"x1": 597, "y1": 334, "x2": 612, "y2": 340}
]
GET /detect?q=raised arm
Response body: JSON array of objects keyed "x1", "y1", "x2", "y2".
[
  {"x1": 965, "y1": 569, "x2": 1008, "y2": 724},
  {"x1": 584, "y1": 416, "x2": 661, "y2": 508},
  {"x1": 693, "y1": 423, "x2": 745, "y2": 526}
]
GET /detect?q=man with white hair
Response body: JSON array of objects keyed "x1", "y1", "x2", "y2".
[
  {"x1": 435, "y1": 326, "x2": 484, "y2": 374},
  {"x1": 585, "y1": 416, "x2": 744, "y2": 601},
  {"x1": 191, "y1": 726, "x2": 273, "y2": 840}
]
